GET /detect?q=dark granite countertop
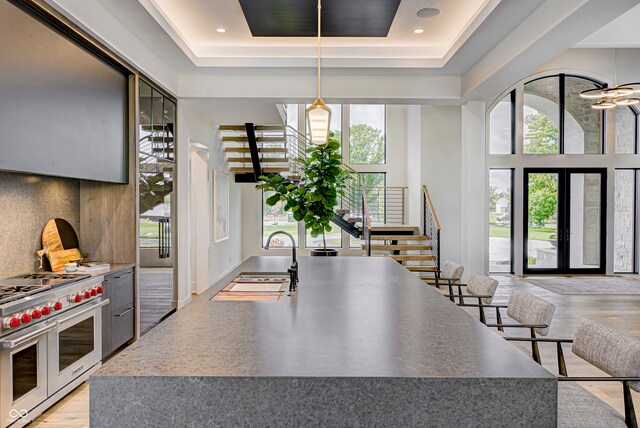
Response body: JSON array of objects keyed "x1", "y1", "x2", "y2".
[{"x1": 94, "y1": 256, "x2": 553, "y2": 379}]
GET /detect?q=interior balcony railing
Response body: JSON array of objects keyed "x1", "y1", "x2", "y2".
[{"x1": 423, "y1": 184, "x2": 441, "y2": 271}]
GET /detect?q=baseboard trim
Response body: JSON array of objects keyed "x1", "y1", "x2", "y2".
[
  {"x1": 206, "y1": 260, "x2": 242, "y2": 290},
  {"x1": 174, "y1": 295, "x2": 191, "y2": 309}
]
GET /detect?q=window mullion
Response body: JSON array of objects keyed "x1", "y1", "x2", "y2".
[{"x1": 559, "y1": 73, "x2": 565, "y2": 154}]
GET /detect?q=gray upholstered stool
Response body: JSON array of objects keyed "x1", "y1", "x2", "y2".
[
  {"x1": 485, "y1": 291, "x2": 556, "y2": 364},
  {"x1": 422, "y1": 260, "x2": 464, "y2": 297},
  {"x1": 502, "y1": 319, "x2": 639, "y2": 427},
  {"x1": 444, "y1": 273, "x2": 498, "y2": 324}
]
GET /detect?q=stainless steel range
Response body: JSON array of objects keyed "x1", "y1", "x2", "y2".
[{"x1": 0, "y1": 273, "x2": 109, "y2": 427}]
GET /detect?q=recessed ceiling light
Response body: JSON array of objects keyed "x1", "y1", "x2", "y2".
[
  {"x1": 417, "y1": 7, "x2": 440, "y2": 19},
  {"x1": 414, "y1": 29, "x2": 424, "y2": 34},
  {"x1": 216, "y1": 28, "x2": 226, "y2": 33}
]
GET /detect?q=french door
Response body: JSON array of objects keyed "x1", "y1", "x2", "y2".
[{"x1": 524, "y1": 168, "x2": 606, "y2": 274}]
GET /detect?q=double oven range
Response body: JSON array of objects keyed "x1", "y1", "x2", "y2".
[{"x1": 0, "y1": 273, "x2": 108, "y2": 427}]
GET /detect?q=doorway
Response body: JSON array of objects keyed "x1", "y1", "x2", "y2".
[
  {"x1": 524, "y1": 168, "x2": 606, "y2": 274},
  {"x1": 190, "y1": 144, "x2": 210, "y2": 295},
  {"x1": 138, "y1": 80, "x2": 177, "y2": 335}
]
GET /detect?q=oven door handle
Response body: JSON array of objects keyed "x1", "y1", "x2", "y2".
[
  {"x1": 0, "y1": 322, "x2": 56, "y2": 349},
  {"x1": 54, "y1": 299, "x2": 110, "y2": 325}
]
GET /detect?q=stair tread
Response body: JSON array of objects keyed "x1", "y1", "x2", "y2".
[
  {"x1": 369, "y1": 235, "x2": 428, "y2": 241},
  {"x1": 388, "y1": 254, "x2": 435, "y2": 261},
  {"x1": 225, "y1": 148, "x2": 288, "y2": 153},
  {"x1": 230, "y1": 167, "x2": 289, "y2": 173},
  {"x1": 227, "y1": 157, "x2": 289, "y2": 163},
  {"x1": 364, "y1": 244, "x2": 431, "y2": 251},
  {"x1": 369, "y1": 225, "x2": 420, "y2": 232},
  {"x1": 220, "y1": 125, "x2": 285, "y2": 132},
  {"x1": 407, "y1": 266, "x2": 438, "y2": 272},
  {"x1": 222, "y1": 136, "x2": 286, "y2": 143}
]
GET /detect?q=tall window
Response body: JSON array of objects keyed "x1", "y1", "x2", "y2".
[
  {"x1": 349, "y1": 105, "x2": 385, "y2": 164},
  {"x1": 489, "y1": 91, "x2": 514, "y2": 154},
  {"x1": 489, "y1": 170, "x2": 513, "y2": 272},
  {"x1": 523, "y1": 75, "x2": 603, "y2": 155},
  {"x1": 523, "y1": 77, "x2": 560, "y2": 154},
  {"x1": 564, "y1": 76, "x2": 602, "y2": 154},
  {"x1": 262, "y1": 191, "x2": 298, "y2": 248}
]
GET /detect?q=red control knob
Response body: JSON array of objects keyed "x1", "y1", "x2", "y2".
[
  {"x1": 96, "y1": 285, "x2": 103, "y2": 294},
  {"x1": 83, "y1": 291, "x2": 91, "y2": 299},
  {"x1": 90, "y1": 288, "x2": 97, "y2": 297},
  {"x1": 4, "y1": 317, "x2": 20, "y2": 329},
  {"x1": 31, "y1": 309, "x2": 42, "y2": 319},
  {"x1": 20, "y1": 313, "x2": 32, "y2": 324},
  {"x1": 74, "y1": 294, "x2": 82, "y2": 303},
  {"x1": 41, "y1": 305, "x2": 51, "y2": 316},
  {"x1": 53, "y1": 302, "x2": 63, "y2": 311}
]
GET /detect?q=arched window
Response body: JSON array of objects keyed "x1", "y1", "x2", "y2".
[
  {"x1": 487, "y1": 73, "x2": 640, "y2": 275},
  {"x1": 523, "y1": 75, "x2": 604, "y2": 154}
]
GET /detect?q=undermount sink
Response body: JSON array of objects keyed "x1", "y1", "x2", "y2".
[{"x1": 212, "y1": 272, "x2": 290, "y2": 301}]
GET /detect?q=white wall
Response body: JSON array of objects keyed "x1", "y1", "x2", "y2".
[
  {"x1": 179, "y1": 100, "x2": 246, "y2": 304},
  {"x1": 421, "y1": 106, "x2": 463, "y2": 266}
]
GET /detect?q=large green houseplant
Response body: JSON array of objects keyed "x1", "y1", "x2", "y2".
[{"x1": 257, "y1": 137, "x2": 350, "y2": 255}]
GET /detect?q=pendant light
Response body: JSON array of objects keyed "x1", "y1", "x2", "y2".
[
  {"x1": 306, "y1": 0, "x2": 331, "y2": 145},
  {"x1": 580, "y1": 49, "x2": 640, "y2": 109}
]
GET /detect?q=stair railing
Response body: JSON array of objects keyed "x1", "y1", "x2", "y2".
[
  {"x1": 422, "y1": 185, "x2": 441, "y2": 271},
  {"x1": 361, "y1": 186, "x2": 408, "y2": 225},
  {"x1": 283, "y1": 125, "x2": 308, "y2": 178},
  {"x1": 362, "y1": 186, "x2": 372, "y2": 256}
]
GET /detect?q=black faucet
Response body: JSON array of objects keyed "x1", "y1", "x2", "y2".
[{"x1": 265, "y1": 231, "x2": 299, "y2": 295}]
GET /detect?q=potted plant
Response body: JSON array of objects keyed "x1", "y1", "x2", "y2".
[{"x1": 257, "y1": 137, "x2": 350, "y2": 256}]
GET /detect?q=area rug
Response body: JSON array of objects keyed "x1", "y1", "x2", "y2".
[{"x1": 525, "y1": 276, "x2": 640, "y2": 295}]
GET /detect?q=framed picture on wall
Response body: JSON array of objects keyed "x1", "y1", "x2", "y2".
[{"x1": 213, "y1": 170, "x2": 230, "y2": 242}]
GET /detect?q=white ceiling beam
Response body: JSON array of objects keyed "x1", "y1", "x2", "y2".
[
  {"x1": 461, "y1": 0, "x2": 638, "y2": 103},
  {"x1": 178, "y1": 73, "x2": 461, "y2": 105}
]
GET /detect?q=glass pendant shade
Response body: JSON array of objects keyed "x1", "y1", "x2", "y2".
[{"x1": 306, "y1": 99, "x2": 331, "y2": 145}]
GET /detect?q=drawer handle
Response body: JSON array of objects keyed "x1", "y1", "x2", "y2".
[
  {"x1": 115, "y1": 307, "x2": 134, "y2": 317},
  {"x1": 114, "y1": 272, "x2": 133, "y2": 279}
]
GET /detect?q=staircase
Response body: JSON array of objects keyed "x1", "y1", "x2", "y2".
[
  {"x1": 220, "y1": 122, "x2": 441, "y2": 277},
  {"x1": 220, "y1": 124, "x2": 303, "y2": 183},
  {"x1": 360, "y1": 187, "x2": 439, "y2": 277}
]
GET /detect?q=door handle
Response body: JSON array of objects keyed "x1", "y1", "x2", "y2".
[
  {"x1": 114, "y1": 272, "x2": 133, "y2": 279},
  {"x1": 0, "y1": 323, "x2": 56, "y2": 349},
  {"x1": 115, "y1": 307, "x2": 134, "y2": 317},
  {"x1": 54, "y1": 299, "x2": 110, "y2": 325}
]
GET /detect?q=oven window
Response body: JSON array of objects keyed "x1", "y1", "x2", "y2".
[
  {"x1": 59, "y1": 317, "x2": 94, "y2": 372},
  {"x1": 13, "y1": 344, "x2": 38, "y2": 401}
]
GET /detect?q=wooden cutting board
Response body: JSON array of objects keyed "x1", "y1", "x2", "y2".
[{"x1": 41, "y1": 218, "x2": 80, "y2": 271}]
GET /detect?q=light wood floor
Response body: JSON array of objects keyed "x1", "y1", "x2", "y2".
[{"x1": 30, "y1": 275, "x2": 640, "y2": 426}]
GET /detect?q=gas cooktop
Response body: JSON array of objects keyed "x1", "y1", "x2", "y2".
[{"x1": 0, "y1": 273, "x2": 91, "y2": 305}]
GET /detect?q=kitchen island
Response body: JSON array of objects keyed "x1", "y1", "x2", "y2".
[{"x1": 90, "y1": 256, "x2": 556, "y2": 427}]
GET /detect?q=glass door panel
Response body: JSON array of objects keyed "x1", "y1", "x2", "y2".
[
  {"x1": 139, "y1": 80, "x2": 176, "y2": 335},
  {"x1": 58, "y1": 317, "x2": 94, "y2": 372},
  {"x1": 525, "y1": 172, "x2": 559, "y2": 270},
  {"x1": 524, "y1": 169, "x2": 606, "y2": 274},
  {"x1": 569, "y1": 173, "x2": 602, "y2": 269}
]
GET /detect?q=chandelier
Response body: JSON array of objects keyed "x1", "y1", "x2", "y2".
[{"x1": 580, "y1": 49, "x2": 639, "y2": 109}]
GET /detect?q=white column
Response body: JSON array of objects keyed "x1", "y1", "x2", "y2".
[
  {"x1": 406, "y1": 106, "x2": 422, "y2": 228},
  {"x1": 461, "y1": 101, "x2": 487, "y2": 277}
]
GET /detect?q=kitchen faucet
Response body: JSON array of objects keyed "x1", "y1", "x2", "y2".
[{"x1": 265, "y1": 231, "x2": 299, "y2": 295}]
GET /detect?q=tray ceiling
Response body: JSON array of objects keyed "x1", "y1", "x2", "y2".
[{"x1": 137, "y1": 0, "x2": 501, "y2": 68}]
